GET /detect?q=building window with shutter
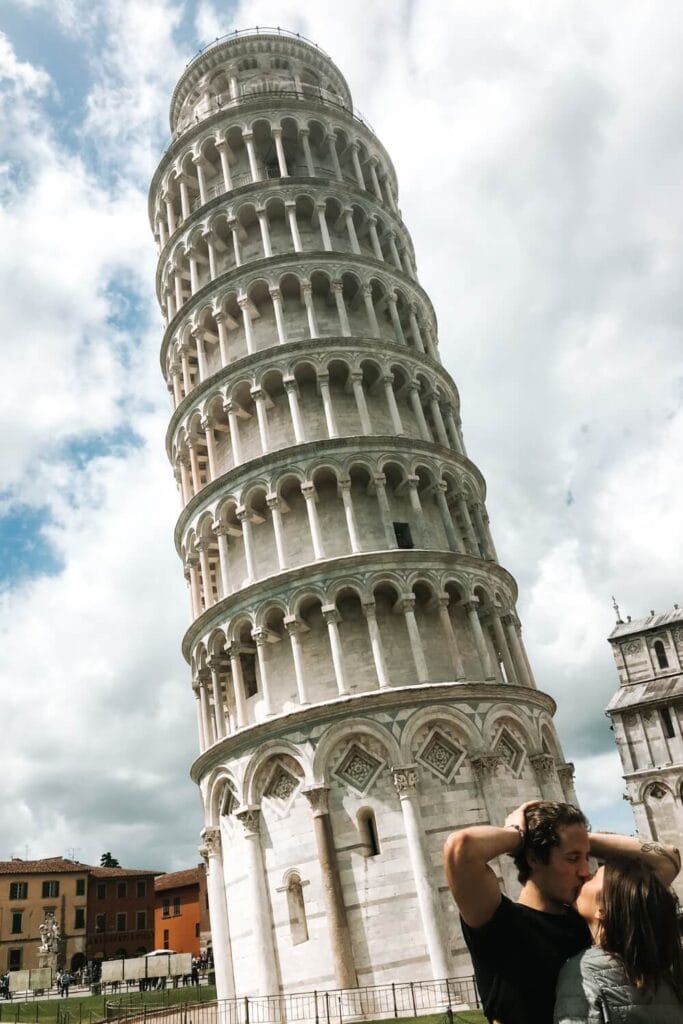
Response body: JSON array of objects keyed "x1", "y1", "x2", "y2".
[
  {"x1": 11, "y1": 912, "x2": 22, "y2": 934},
  {"x1": 9, "y1": 882, "x2": 28, "y2": 900},
  {"x1": 42, "y1": 881, "x2": 59, "y2": 898}
]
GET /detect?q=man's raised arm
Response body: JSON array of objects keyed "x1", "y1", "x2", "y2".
[
  {"x1": 589, "y1": 832, "x2": 681, "y2": 885},
  {"x1": 443, "y1": 802, "x2": 531, "y2": 928}
]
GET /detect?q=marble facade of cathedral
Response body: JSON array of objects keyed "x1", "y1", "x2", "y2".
[
  {"x1": 149, "y1": 28, "x2": 579, "y2": 998},
  {"x1": 607, "y1": 604, "x2": 683, "y2": 901}
]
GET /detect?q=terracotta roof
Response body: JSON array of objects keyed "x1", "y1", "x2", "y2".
[
  {"x1": 0, "y1": 858, "x2": 89, "y2": 875},
  {"x1": 90, "y1": 867, "x2": 161, "y2": 878},
  {"x1": 0, "y1": 859, "x2": 162, "y2": 877},
  {"x1": 155, "y1": 868, "x2": 201, "y2": 892}
]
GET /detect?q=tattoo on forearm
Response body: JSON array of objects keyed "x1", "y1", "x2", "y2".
[{"x1": 641, "y1": 842, "x2": 682, "y2": 869}]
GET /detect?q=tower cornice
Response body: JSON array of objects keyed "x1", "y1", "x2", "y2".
[{"x1": 190, "y1": 680, "x2": 556, "y2": 782}]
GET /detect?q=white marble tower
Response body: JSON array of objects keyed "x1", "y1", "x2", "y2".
[
  {"x1": 149, "y1": 27, "x2": 578, "y2": 999},
  {"x1": 606, "y1": 603, "x2": 683, "y2": 900}
]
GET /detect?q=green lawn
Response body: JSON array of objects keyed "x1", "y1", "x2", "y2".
[
  {"x1": 0, "y1": 994, "x2": 484, "y2": 1024},
  {"x1": 0, "y1": 986, "x2": 217, "y2": 1024}
]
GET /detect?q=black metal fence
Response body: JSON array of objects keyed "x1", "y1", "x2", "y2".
[{"x1": 105, "y1": 977, "x2": 480, "y2": 1024}]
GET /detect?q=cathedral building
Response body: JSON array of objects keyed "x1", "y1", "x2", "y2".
[
  {"x1": 606, "y1": 603, "x2": 683, "y2": 899},
  {"x1": 149, "y1": 27, "x2": 579, "y2": 999}
]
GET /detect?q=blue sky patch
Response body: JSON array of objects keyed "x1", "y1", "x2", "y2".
[{"x1": 0, "y1": 503, "x2": 63, "y2": 585}]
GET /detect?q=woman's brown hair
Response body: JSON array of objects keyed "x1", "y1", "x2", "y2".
[{"x1": 600, "y1": 857, "x2": 683, "y2": 1001}]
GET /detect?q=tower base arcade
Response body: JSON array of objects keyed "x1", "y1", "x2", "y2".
[{"x1": 196, "y1": 682, "x2": 576, "y2": 998}]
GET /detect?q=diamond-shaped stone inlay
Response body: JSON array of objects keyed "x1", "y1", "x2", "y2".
[
  {"x1": 267, "y1": 768, "x2": 299, "y2": 802},
  {"x1": 417, "y1": 730, "x2": 464, "y2": 781},
  {"x1": 334, "y1": 744, "x2": 383, "y2": 794},
  {"x1": 494, "y1": 727, "x2": 525, "y2": 776},
  {"x1": 648, "y1": 783, "x2": 668, "y2": 800}
]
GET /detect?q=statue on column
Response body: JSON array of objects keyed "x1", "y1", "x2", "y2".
[
  {"x1": 37, "y1": 910, "x2": 61, "y2": 979},
  {"x1": 39, "y1": 912, "x2": 60, "y2": 952}
]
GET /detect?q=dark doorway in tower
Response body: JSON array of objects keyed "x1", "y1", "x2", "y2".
[{"x1": 393, "y1": 522, "x2": 414, "y2": 549}]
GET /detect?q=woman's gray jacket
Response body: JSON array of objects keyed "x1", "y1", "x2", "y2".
[{"x1": 554, "y1": 946, "x2": 683, "y2": 1023}]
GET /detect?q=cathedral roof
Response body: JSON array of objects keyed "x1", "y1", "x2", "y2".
[
  {"x1": 608, "y1": 606, "x2": 683, "y2": 641},
  {"x1": 606, "y1": 673, "x2": 683, "y2": 713}
]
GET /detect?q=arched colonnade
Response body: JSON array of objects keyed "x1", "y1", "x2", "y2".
[
  {"x1": 157, "y1": 186, "x2": 416, "y2": 314},
  {"x1": 179, "y1": 451, "x2": 497, "y2": 612},
  {"x1": 163, "y1": 263, "x2": 439, "y2": 398},
  {"x1": 153, "y1": 111, "x2": 399, "y2": 248},
  {"x1": 189, "y1": 569, "x2": 537, "y2": 747},
  {"x1": 170, "y1": 357, "x2": 465, "y2": 502}
]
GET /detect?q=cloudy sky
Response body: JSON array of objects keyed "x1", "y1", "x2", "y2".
[{"x1": 1, "y1": 0, "x2": 681, "y2": 870}]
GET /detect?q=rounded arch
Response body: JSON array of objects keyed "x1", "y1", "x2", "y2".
[
  {"x1": 243, "y1": 739, "x2": 312, "y2": 805},
  {"x1": 482, "y1": 704, "x2": 537, "y2": 754},
  {"x1": 400, "y1": 704, "x2": 482, "y2": 762},
  {"x1": 312, "y1": 717, "x2": 401, "y2": 784},
  {"x1": 205, "y1": 767, "x2": 240, "y2": 825}
]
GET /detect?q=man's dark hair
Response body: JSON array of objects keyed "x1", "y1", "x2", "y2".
[{"x1": 513, "y1": 802, "x2": 589, "y2": 883}]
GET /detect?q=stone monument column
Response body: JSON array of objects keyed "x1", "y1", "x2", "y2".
[
  {"x1": 391, "y1": 766, "x2": 450, "y2": 980},
  {"x1": 303, "y1": 786, "x2": 357, "y2": 988},
  {"x1": 199, "y1": 827, "x2": 236, "y2": 998}
]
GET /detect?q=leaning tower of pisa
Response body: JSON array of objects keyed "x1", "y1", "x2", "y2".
[{"x1": 149, "y1": 27, "x2": 579, "y2": 1000}]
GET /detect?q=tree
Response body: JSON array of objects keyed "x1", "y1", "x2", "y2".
[{"x1": 100, "y1": 852, "x2": 120, "y2": 867}]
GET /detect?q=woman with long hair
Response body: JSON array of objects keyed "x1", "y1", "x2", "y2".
[{"x1": 554, "y1": 856, "x2": 683, "y2": 1022}]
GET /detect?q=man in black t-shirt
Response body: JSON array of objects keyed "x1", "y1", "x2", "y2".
[{"x1": 443, "y1": 800, "x2": 680, "y2": 1024}]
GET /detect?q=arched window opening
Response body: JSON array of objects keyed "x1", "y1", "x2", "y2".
[
  {"x1": 242, "y1": 651, "x2": 258, "y2": 697},
  {"x1": 286, "y1": 873, "x2": 308, "y2": 945},
  {"x1": 357, "y1": 808, "x2": 381, "y2": 857},
  {"x1": 654, "y1": 640, "x2": 669, "y2": 670},
  {"x1": 660, "y1": 706, "x2": 675, "y2": 739}
]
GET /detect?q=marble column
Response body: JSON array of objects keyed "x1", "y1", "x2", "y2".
[
  {"x1": 338, "y1": 478, "x2": 361, "y2": 553},
  {"x1": 372, "y1": 473, "x2": 398, "y2": 549},
  {"x1": 530, "y1": 754, "x2": 565, "y2": 802},
  {"x1": 199, "y1": 828, "x2": 236, "y2": 999},
  {"x1": 505, "y1": 615, "x2": 533, "y2": 688},
  {"x1": 408, "y1": 384, "x2": 431, "y2": 441},
  {"x1": 466, "y1": 601, "x2": 494, "y2": 678},
  {"x1": 214, "y1": 523, "x2": 232, "y2": 598},
  {"x1": 322, "y1": 605, "x2": 348, "y2": 696},
  {"x1": 301, "y1": 482, "x2": 325, "y2": 559},
  {"x1": 383, "y1": 375, "x2": 404, "y2": 433},
  {"x1": 285, "y1": 202, "x2": 302, "y2": 252},
  {"x1": 399, "y1": 595, "x2": 429, "y2": 683},
  {"x1": 208, "y1": 656, "x2": 226, "y2": 739},
  {"x1": 362, "y1": 285, "x2": 381, "y2": 336},
  {"x1": 269, "y1": 287, "x2": 288, "y2": 344},
  {"x1": 436, "y1": 595, "x2": 465, "y2": 679},
  {"x1": 266, "y1": 493, "x2": 288, "y2": 571},
  {"x1": 235, "y1": 808, "x2": 280, "y2": 995},
  {"x1": 351, "y1": 372, "x2": 372, "y2": 434},
  {"x1": 228, "y1": 644, "x2": 247, "y2": 728},
  {"x1": 236, "y1": 506, "x2": 256, "y2": 581},
  {"x1": 490, "y1": 612, "x2": 517, "y2": 685},
  {"x1": 284, "y1": 378, "x2": 306, "y2": 443},
  {"x1": 303, "y1": 787, "x2": 357, "y2": 989},
  {"x1": 252, "y1": 629, "x2": 275, "y2": 716},
  {"x1": 284, "y1": 616, "x2": 309, "y2": 704},
  {"x1": 318, "y1": 374, "x2": 339, "y2": 438},
  {"x1": 362, "y1": 600, "x2": 389, "y2": 688},
  {"x1": 392, "y1": 767, "x2": 449, "y2": 980}
]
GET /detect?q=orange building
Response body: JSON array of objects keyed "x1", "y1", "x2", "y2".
[{"x1": 154, "y1": 865, "x2": 209, "y2": 956}]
